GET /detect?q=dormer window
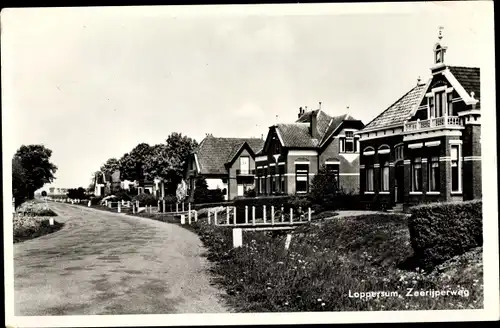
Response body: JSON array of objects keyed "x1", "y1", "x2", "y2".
[
  {"x1": 428, "y1": 88, "x2": 454, "y2": 118},
  {"x1": 339, "y1": 130, "x2": 358, "y2": 153}
]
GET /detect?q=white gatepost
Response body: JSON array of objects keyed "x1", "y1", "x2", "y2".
[
  {"x1": 162, "y1": 199, "x2": 166, "y2": 212},
  {"x1": 284, "y1": 233, "x2": 292, "y2": 250},
  {"x1": 105, "y1": 200, "x2": 108, "y2": 207},
  {"x1": 308, "y1": 207, "x2": 312, "y2": 222},
  {"x1": 180, "y1": 214, "x2": 186, "y2": 225},
  {"x1": 118, "y1": 202, "x2": 121, "y2": 213},
  {"x1": 263, "y1": 205, "x2": 267, "y2": 224},
  {"x1": 49, "y1": 217, "x2": 54, "y2": 226},
  {"x1": 158, "y1": 200, "x2": 161, "y2": 212},
  {"x1": 233, "y1": 206, "x2": 237, "y2": 225},
  {"x1": 271, "y1": 206, "x2": 275, "y2": 225},
  {"x1": 132, "y1": 204, "x2": 136, "y2": 214},
  {"x1": 188, "y1": 211, "x2": 192, "y2": 225},
  {"x1": 226, "y1": 207, "x2": 230, "y2": 225},
  {"x1": 88, "y1": 200, "x2": 91, "y2": 207},
  {"x1": 182, "y1": 202, "x2": 185, "y2": 212},
  {"x1": 281, "y1": 205, "x2": 284, "y2": 222},
  {"x1": 299, "y1": 206, "x2": 302, "y2": 221},
  {"x1": 290, "y1": 208, "x2": 293, "y2": 224},
  {"x1": 252, "y1": 206, "x2": 256, "y2": 225},
  {"x1": 214, "y1": 209, "x2": 218, "y2": 226},
  {"x1": 245, "y1": 206, "x2": 249, "y2": 224},
  {"x1": 233, "y1": 228, "x2": 243, "y2": 248},
  {"x1": 195, "y1": 210, "x2": 198, "y2": 222},
  {"x1": 176, "y1": 203, "x2": 179, "y2": 213},
  {"x1": 188, "y1": 203, "x2": 192, "y2": 216},
  {"x1": 208, "y1": 211, "x2": 211, "y2": 225}
]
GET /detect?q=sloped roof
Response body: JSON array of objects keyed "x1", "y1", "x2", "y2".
[
  {"x1": 362, "y1": 83, "x2": 427, "y2": 131},
  {"x1": 295, "y1": 109, "x2": 333, "y2": 139},
  {"x1": 320, "y1": 113, "x2": 361, "y2": 146},
  {"x1": 276, "y1": 123, "x2": 319, "y2": 148},
  {"x1": 448, "y1": 66, "x2": 480, "y2": 101},
  {"x1": 195, "y1": 136, "x2": 264, "y2": 175}
]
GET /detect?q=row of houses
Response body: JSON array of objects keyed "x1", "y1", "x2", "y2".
[{"x1": 185, "y1": 36, "x2": 482, "y2": 209}]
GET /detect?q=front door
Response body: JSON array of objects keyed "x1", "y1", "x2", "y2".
[{"x1": 395, "y1": 163, "x2": 404, "y2": 203}]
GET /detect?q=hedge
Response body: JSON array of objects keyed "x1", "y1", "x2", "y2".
[{"x1": 408, "y1": 199, "x2": 482, "y2": 271}]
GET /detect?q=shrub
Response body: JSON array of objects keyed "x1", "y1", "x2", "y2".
[
  {"x1": 13, "y1": 214, "x2": 63, "y2": 243},
  {"x1": 309, "y1": 165, "x2": 339, "y2": 211},
  {"x1": 244, "y1": 188, "x2": 257, "y2": 198},
  {"x1": 408, "y1": 200, "x2": 482, "y2": 271},
  {"x1": 16, "y1": 200, "x2": 57, "y2": 217},
  {"x1": 288, "y1": 194, "x2": 312, "y2": 212},
  {"x1": 193, "y1": 177, "x2": 225, "y2": 203},
  {"x1": 132, "y1": 193, "x2": 157, "y2": 206}
]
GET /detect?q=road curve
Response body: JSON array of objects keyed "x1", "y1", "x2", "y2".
[{"x1": 14, "y1": 203, "x2": 229, "y2": 315}]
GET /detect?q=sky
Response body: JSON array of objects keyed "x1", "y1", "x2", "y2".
[{"x1": 1, "y1": 2, "x2": 494, "y2": 189}]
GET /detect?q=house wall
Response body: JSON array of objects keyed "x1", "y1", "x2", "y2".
[
  {"x1": 228, "y1": 148, "x2": 256, "y2": 200},
  {"x1": 286, "y1": 151, "x2": 318, "y2": 194},
  {"x1": 462, "y1": 124, "x2": 482, "y2": 200},
  {"x1": 320, "y1": 127, "x2": 361, "y2": 193}
]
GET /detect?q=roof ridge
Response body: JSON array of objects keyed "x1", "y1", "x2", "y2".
[{"x1": 364, "y1": 84, "x2": 423, "y2": 129}]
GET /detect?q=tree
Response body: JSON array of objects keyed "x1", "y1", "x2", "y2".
[
  {"x1": 12, "y1": 157, "x2": 28, "y2": 207},
  {"x1": 41, "y1": 190, "x2": 47, "y2": 197},
  {"x1": 164, "y1": 133, "x2": 198, "y2": 192},
  {"x1": 119, "y1": 143, "x2": 152, "y2": 182},
  {"x1": 100, "y1": 158, "x2": 120, "y2": 177},
  {"x1": 13, "y1": 145, "x2": 58, "y2": 200},
  {"x1": 193, "y1": 177, "x2": 223, "y2": 204},
  {"x1": 67, "y1": 187, "x2": 87, "y2": 199},
  {"x1": 309, "y1": 165, "x2": 339, "y2": 211}
]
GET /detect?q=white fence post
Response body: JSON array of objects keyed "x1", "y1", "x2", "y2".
[
  {"x1": 284, "y1": 233, "x2": 292, "y2": 250},
  {"x1": 49, "y1": 217, "x2": 54, "y2": 226},
  {"x1": 271, "y1": 206, "x2": 275, "y2": 225},
  {"x1": 118, "y1": 202, "x2": 121, "y2": 213},
  {"x1": 181, "y1": 214, "x2": 186, "y2": 225},
  {"x1": 195, "y1": 210, "x2": 198, "y2": 222},
  {"x1": 252, "y1": 206, "x2": 256, "y2": 225},
  {"x1": 132, "y1": 204, "x2": 136, "y2": 214},
  {"x1": 299, "y1": 206, "x2": 302, "y2": 221},
  {"x1": 208, "y1": 210, "x2": 211, "y2": 224},
  {"x1": 308, "y1": 207, "x2": 312, "y2": 222},
  {"x1": 233, "y1": 228, "x2": 243, "y2": 248},
  {"x1": 226, "y1": 206, "x2": 230, "y2": 225},
  {"x1": 158, "y1": 200, "x2": 161, "y2": 212},
  {"x1": 263, "y1": 205, "x2": 266, "y2": 224},
  {"x1": 12, "y1": 198, "x2": 15, "y2": 214},
  {"x1": 290, "y1": 208, "x2": 293, "y2": 224},
  {"x1": 245, "y1": 206, "x2": 248, "y2": 224},
  {"x1": 188, "y1": 210, "x2": 192, "y2": 225},
  {"x1": 182, "y1": 202, "x2": 185, "y2": 212},
  {"x1": 176, "y1": 203, "x2": 179, "y2": 213},
  {"x1": 281, "y1": 205, "x2": 284, "y2": 222},
  {"x1": 188, "y1": 203, "x2": 191, "y2": 217},
  {"x1": 136, "y1": 201, "x2": 139, "y2": 209},
  {"x1": 88, "y1": 200, "x2": 91, "y2": 207},
  {"x1": 233, "y1": 206, "x2": 237, "y2": 225},
  {"x1": 105, "y1": 200, "x2": 108, "y2": 207},
  {"x1": 214, "y1": 209, "x2": 218, "y2": 226}
]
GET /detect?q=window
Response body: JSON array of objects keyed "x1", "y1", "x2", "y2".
[
  {"x1": 381, "y1": 160, "x2": 390, "y2": 191},
  {"x1": 428, "y1": 156, "x2": 440, "y2": 192},
  {"x1": 451, "y1": 145, "x2": 461, "y2": 192},
  {"x1": 366, "y1": 167, "x2": 374, "y2": 192},
  {"x1": 411, "y1": 157, "x2": 422, "y2": 192},
  {"x1": 339, "y1": 131, "x2": 357, "y2": 153},
  {"x1": 395, "y1": 145, "x2": 404, "y2": 162},
  {"x1": 295, "y1": 163, "x2": 309, "y2": 193},
  {"x1": 429, "y1": 97, "x2": 435, "y2": 118},
  {"x1": 435, "y1": 91, "x2": 446, "y2": 117},
  {"x1": 447, "y1": 93, "x2": 453, "y2": 116},
  {"x1": 325, "y1": 163, "x2": 340, "y2": 184},
  {"x1": 270, "y1": 166, "x2": 275, "y2": 193},
  {"x1": 279, "y1": 164, "x2": 286, "y2": 193},
  {"x1": 240, "y1": 156, "x2": 250, "y2": 174}
]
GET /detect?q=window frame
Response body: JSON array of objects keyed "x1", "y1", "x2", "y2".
[
  {"x1": 411, "y1": 157, "x2": 423, "y2": 192},
  {"x1": 428, "y1": 156, "x2": 440, "y2": 192},
  {"x1": 450, "y1": 144, "x2": 462, "y2": 193},
  {"x1": 295, "y1": 162, "x2": 309, "y2": 194},
  {"x1": 380, "y1": 158, "x2": 390, "y2": 192}
]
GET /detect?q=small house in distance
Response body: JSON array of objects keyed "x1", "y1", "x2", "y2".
[
  {"x1": 185, "y1": 134, "x2": 265, "y2": 201},
  {"x1": 356, "y1": 35, "x2": 481, "y2": 210}
]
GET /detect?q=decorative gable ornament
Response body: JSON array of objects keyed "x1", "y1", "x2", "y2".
[
  {"x1": 340, "y1": 153, "x2": 359, "y2": 163},
  {"x1": 273, "y1": 154, "x2": 280, "y2": 163}
]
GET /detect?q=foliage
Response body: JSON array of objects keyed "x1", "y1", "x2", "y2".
[
  {"x1": 308, "y1": 165, "x2": 339, "y2": 211},
  {"x1": 288, "y1": 194, "x2": 312, "y2": 211},
  {"x1": 16, "y1": 200, "x2": 57, "y2": 217},
  {"x1": 113, "y1": 189, "x2": 134, "y2": 201},
  {"x1": 118, "y1": 143, "x2": 152, "y2": 182},
  {"x1": 176, "y1": 179, "x2": 188, "y2": 203},
  {"x1": 193, "y1": 177, "x2": 224, "y2": 204},
  {"x1": 12, "y1": 145, "x2": 58, "y2": 200},
  {"x1": 132, "y1": 193, "x2": 158, "y2": 206},
  {"x1": 13, "y1": 213, "x2": 63, "y2": 243},
  {"x1": 244, "y1": 188, "x2": 257, "y2": 198},
  {"x1": 12, "y1": 156, "x2": 28, "y2": 207},
  {"x1": 184, "y1": 213, "x2": 482, "y2": 312},
  {"x1": 89, "y1": 196, "x2": 103, "y2": 206},
  {"x1": 66, "y1": 187, "x2": 87, "y2": 200},
  {"x1": 408, "y1": 200, "x2": 482, "y2": 271},
  {"x1": 100, "y1": 158, "x2": 120, "y2": 178}
]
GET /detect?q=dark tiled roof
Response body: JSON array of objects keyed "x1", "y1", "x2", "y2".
[
  {"x1": 195, "y1": 136, "x2": 264, "y2": 175},
  {"x1": 362, "y1": 83, "x2": 427, "y2": 131},
  {"x1": 448, "y1": 66, "x2": 480, "y2": 101},
  {"x1": 295, "y1": 109, "x2": 332, "y2": 139},
  {"x1": 276, "y1": 123, "x2": 319, "y2": 148},
  {"x1": 320, "y1": 113, "x2": 360, "y2": 146}
]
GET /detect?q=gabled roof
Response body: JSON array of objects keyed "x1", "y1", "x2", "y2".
[
  {"x1": 319, "y1": 113, "x2": 362, "y2": 147},
  {"x1": 362, "y1": 83, "x2": 428, "y2": 131},
  {"x1": 448, "y1": 66, "x2": 480, "y2": 101},
  {"x1": 194, "y1": 136, "x2": 264, "y2": 175},
  {"x1": 275, "y1": 123, "x2": 320, "y2": 148}
]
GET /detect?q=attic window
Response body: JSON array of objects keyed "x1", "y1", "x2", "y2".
[{"x1": 340, "y1": 130, "x2": 358, "y2": 153}]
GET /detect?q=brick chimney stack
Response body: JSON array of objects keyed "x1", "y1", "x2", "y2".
[
  {"x1": 298, "y1": 106, "x2": 304, "y2": 118},
  {"x1": 310, "y1": 110, "x2": 318, "y2": 139}
]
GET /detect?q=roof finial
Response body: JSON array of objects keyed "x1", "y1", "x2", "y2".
[
  {"x1": 438, "y1": 26, "x2": 444, "y2": 41},
  {"x1": 417, "y1": 76, "x2": 421, "y2": 85},
  {"x1": 319, "y1": 101, "x2": 322, "y2": 110}
]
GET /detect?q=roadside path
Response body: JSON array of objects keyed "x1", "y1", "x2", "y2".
[{"x1": 14, "y1": 202, "x2": 229, "y2": 315}]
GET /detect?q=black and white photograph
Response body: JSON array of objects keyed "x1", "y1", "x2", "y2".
[{"x1": 2, "y1": 1, "x2": 498, "y2": 326}]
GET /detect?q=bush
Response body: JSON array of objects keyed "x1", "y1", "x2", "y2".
[
  {"x1": 288, "y1": 194, "x2": 312, "y2": 211},
  {"x1": 132, "y1": 193, "x2": 157, "y2": 206},
  {"x1": 16, "y1": 200, "x2": 57, "y2": 217},
  {"x1": 244, "y1": 188, "x2": 257, "y2": 198},
  {"x1": 309, "y1": 165, "x2": 339, "y2": 211},
  {"x1": 193, "y1": 177, "x2": 225, "y2": 203},
  {"x1": 408, "y1": 200, "x2": 482, "y2": 271},
  {"x1": 13, "y1": 214, "x2": 63, "y2": 243},
  {"x1": 89, "y1": 196, "x2": 103, "y2": 206},
  {"x1": 114, "y1": 189, "x2": 134, "y2": 201}
]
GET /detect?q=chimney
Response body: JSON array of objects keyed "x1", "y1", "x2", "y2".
[
  {"x1": 310, "y1": 111, "x2": 318, "y2": 139},
  {"x1": 319, "y1": 101, "x2": 322, "y2": 110},
  {"x1": 298, "y1": 106, "x2": 303, "y2": 119}
]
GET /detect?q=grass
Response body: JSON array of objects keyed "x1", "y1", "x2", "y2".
[
  {"x1": 14, "y1": 200, "x2": 63, "y2": 243},
  {"x1": 85, "y1": 203, "x2": 484, "y2": 312}
]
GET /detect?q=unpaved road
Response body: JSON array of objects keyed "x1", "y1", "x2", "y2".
[{"x1": 14, "y1": 203, "x2": 229, "y2": 315}]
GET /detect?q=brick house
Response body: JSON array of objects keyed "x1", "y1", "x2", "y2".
[
  {"x1": 356, "y1": 38, "x2": 481, "y2": 209},
  {"x1": 185, "y1": 134, "x2": 265, "y2": 200},
  {"x1": 255, "y1": 105, "x2": 365, "y2": 195}
]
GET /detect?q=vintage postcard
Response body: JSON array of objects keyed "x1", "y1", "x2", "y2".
[{"x1": 2, "y1": 2, "x2": 498, "y2": 326}]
